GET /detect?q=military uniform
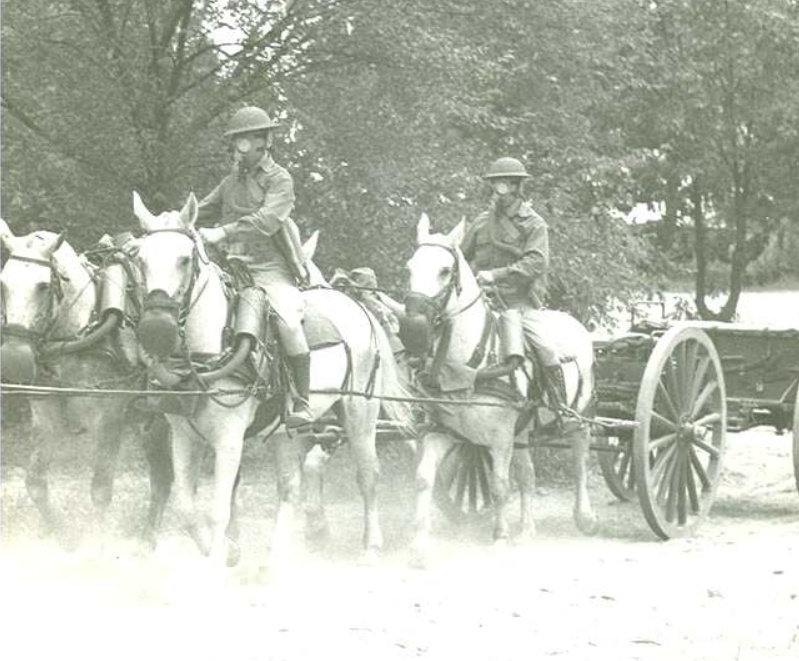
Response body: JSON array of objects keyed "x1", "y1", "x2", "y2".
[
  {"x1": 462, "y1": 198, "x2": 562, "y2": 367},
  {"x1": 461, "y1": 199, "x2": 548, "y2": 309},
  {"x1": 197, "y1": 154, "x2": 308, "y2": 354}
]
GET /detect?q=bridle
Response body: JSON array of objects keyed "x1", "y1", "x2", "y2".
[
  {"x1": 406, "y1": 242, "x2": 482, "y2": 327},
  {"x1": 2, "y1": 253, "x2": 67, "y2": 343},
  {"x1": 138, "y1": 228, "x2": 208, "y2": 327}
]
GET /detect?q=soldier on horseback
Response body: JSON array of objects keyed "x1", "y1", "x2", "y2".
[
  {"x1": 197, "y1": 105, "x2": 313, "y2": 428},
  {"x1": 461, "y1": 156, "x2": 568, "y2": 411}
]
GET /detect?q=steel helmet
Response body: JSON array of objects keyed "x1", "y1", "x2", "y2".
[
  {"x1": 224, "y1": 106, "x2": 278, "y2": 137},
  {"x1": 483, "y1": 157, "x2": 531, "y2": 180}
]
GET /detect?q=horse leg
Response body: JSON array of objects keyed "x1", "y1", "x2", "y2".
[
  {"x1": 224, "y1": 468, "x2": 242, "y2": 567},
  {"x1": 302, "y1": 441, "x2": 331, "y2": 545},
  {"x1": 88, "y1": 405, "x2": 124, "y2": 537},
  {"x1": 410, "y1": 431, "x2": 454, "y2": 569},
  {"x1": 511, "y1": 443, "x2": 537, "y2": 540},
  {"x1": 489, "y1": 440, "x2": 514, "y2": 545},
  {"x1": 25, "y1": 403, "x2": 65, "y2": 543},
  {"x1": 571, "y1": 424, "x2": 599, "y2": 535},
  {"x1": 206, "y1": 422, "x2": 245, "y2": 565},
  {"x1": 25, "y1": 438, "x2": 60, "y2": 539},
  {"x1": 141, "y1": 415, "x2": 173, "y2": 550},
  {"x1": 270, "y1": 431, "x2": 306, "y2": 564},
  {"x1": 169, "y1": 419, "x2": 209, "y2": 556},
  {"x1": 341, "y1": 399, "x2": 383, "y2": 565}
]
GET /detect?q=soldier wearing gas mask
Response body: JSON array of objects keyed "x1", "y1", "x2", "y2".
[
  {"x1": 461, "y1": 157, "x2": 567, "y2": 410},
  {"x1": 197, "y1": 106, "x2": 313, "y2": 428}
]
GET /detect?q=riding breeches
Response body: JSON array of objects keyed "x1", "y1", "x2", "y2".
[
  {"x1": 252, "y1": 267, "x2": 309, "y2": 356},
  {"x1": 499, "y1": 306, "x2": 563, "y2": 367}
]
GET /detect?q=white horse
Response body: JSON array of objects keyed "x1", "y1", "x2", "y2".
[
  {"x1": 130, "y1": 193, "x2": 415, "y2": 566},
  {"x1": 406, "y1": 214, "x2": 598, "y2": 565},
  {"x1": 0, "y1": 220, "x2": 171, "y2": 549}
]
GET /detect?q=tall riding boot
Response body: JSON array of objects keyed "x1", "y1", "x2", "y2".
[{"x1": 286, "y1": 353, "x2": 314, "y2": 428}]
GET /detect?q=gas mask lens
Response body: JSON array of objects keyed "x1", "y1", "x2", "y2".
[
  {"x1": 235, "y1": 138, "x2": 252, "y2": 154},
  {"x1": 493, "y1": 181, "x2": 512, "y2": 196}
]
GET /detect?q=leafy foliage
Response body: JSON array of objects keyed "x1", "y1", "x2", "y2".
[{"x1": 4, "y1": 0, "x2": 799, "y2": 323}]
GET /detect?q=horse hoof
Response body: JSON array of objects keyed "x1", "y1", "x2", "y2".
[
  {"x1": 492, "y1": 537, "x2": 510, "y2": 550},
  {"x1": 305, "y1": 519, "x2": 331, "y2": 547},
  {"x1": 576, "y1": 514, "x2": 600, "y2": 536},
  {"x1": 57, "y1": 528, "x2": 82, "y2": 553},
  {"x1": 360, "y1": 548, "x2": 380, "y2": 567},
  {"x1": 226, "y1": 539, "x2": 242, "y2": 568},
  {"x1": 409, "y1": 548, "x2": 430, "y2": 570},
  {"x1": 138, "y1": 529, "x2": 158, "y2": 553}
]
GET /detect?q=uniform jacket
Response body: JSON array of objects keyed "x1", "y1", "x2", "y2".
[
  {"x1": 461, "y1": 199, "x2": 549, "y2": 308},
  {"x1": 197, "y1": 154, "x2": 304, "y2": 278}
]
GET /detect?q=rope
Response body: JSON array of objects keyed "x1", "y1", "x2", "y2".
[{"x1": 0, "y1": 382, "x2": 525, "y2": 409}]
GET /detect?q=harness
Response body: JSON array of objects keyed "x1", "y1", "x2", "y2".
[
  {"x1": 406, "y1": 242, "x2": 500, "y2": 388},
  {"x1": 2, "y1": 253, "x2": 66, "y2": 343}
]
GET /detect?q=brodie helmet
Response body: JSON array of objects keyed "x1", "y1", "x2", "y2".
[
  {"x1": 483, "y1": 157, "x2": 531, "y2": 180},
  {"x1": 224, "y1": 106, "x2": 278, "y2": 137}
]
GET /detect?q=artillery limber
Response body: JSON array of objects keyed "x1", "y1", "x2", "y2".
[{"x1": 430, "y1": 299, "x2": 799, "y2": 540}]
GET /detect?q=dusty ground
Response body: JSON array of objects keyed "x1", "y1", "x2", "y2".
[{"x1": 1, "y1": 424, "x2": 797, "y2": 661}]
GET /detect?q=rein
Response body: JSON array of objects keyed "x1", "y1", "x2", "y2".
[
  {"x1": 140, "y1": 228, "x2": 205, "y2": 327},
  {"x1": 411, "y1": 241, "x2": 495, "y2": 375}
]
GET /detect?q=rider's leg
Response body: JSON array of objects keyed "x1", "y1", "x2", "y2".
[
  {"x1": 276, "y1": 318, "x2": 313, "y2": 428},
  {"x1": 475, "y1": 308, "x2": 525, "y2": 382},
  {"x1": 257, "y1": 272, "x2": 314, "y2": 428},
  {"x1": 518, "y1": 310, "x2": 568, "y2": 412}
]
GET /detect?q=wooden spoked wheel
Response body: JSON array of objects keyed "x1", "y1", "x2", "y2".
[
  {"x1": 633, "y1": 326, "x2": 727, "y2": 540},
  {"x1": 433, "y1": 443, "x2": 494, "y2": 522},
  {"x1": 596, "y1": 432, "x2": 636, "y2": 502},
  {"x1": 792, "y1": 382, "x2": 799, "y2": 496}
]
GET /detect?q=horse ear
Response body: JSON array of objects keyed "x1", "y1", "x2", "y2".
[
  {"x1": 0, "y1": 217, "x2": 21, "y2": 253},
  {"x1": 179, "y1": 192, "x2": 198, "y2": 229},
  {"x1": 303, "y1": 230, "x2": 319, "y2": 260},
  {"x1": 447, "y1": 217, "x2": 466, "y2": 246},
  {"x1": 132, "y1": 191, "x2": 158, "y2": 231},
  {"x1": 416, "y1": 213, "x2": 431, "y2": 244},
  {"x1": 40, "y1": 232, "x2": 66, "y2": 259}
]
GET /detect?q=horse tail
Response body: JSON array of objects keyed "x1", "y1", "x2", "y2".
[{"x1": 369, "y1": 315, "x2": 418, "y2": 436}]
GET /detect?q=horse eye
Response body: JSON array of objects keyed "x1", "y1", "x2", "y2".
[
  {"x1": 441, "y1": 266, "x2": 452, "y2": 278},
  {"x1": 36, "y1": 282, "x2": 50, "y2": 293},
  {"x1": 178, "y1": 255, "x2": 192, "y2": 268}
]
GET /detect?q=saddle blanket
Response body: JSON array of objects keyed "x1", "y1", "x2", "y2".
[{"x1": 303, "y1": 297, "x2": 344, "y2": 350}]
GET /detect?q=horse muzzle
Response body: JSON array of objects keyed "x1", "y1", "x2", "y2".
[
  {"x1": 138, "y1": 290, "x2": 181, "y2": 359},
  {"x1": 399, "y1": 293, "x2": 435, "y2": 356},
  {"x1": 0, "y1": 335, "x2": 38, "y2": 384}
]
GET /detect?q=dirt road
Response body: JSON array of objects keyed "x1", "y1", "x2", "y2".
[{"x1": 1, "y1": 427, "x2": 798, "y2": 661}]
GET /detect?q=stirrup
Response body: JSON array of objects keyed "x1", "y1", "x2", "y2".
[{"x1": 285, "y1": 400, "x2": 313, "y2": 428}]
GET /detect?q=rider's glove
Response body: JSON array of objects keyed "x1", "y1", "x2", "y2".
[
  {"x1": 198, "y1": 226, "x2": 227, "y2": 245},
  {"x1": 476, "y1": 270, "x2": 495, "y2": 286}
]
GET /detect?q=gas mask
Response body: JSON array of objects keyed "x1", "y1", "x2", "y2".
[
  {"x1": 231, "y1": 136, "x2": 267, "y2": 167},
  {"x1": 491, "y1": 179, "x2": 520, "y2": 197}
]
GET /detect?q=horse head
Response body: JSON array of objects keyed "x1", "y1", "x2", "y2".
[
  {"x1": 0, "y1": 224, "x2": 94, "y2": 383},
  {"x1": 401, "y1": 213, "x2": 474, "y2": 356},
  {"x1": 131, "y1": 190, "x2": 217, "y2": 360}
]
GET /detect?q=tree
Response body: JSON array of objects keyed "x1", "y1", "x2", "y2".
[
  {"x1": 284, "y1": 0, "x2": 656, "y2": 323},
  {"x1": 2, "y1": 0, "x2": 359, "y2": 244},
  {"x1": 604, "y1": 0, "x2": 799, "y2": 320}
]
